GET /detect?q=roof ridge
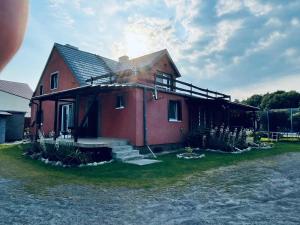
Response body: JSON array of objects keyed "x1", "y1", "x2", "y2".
[
  {"x1": 130, "y1": 49, "x2": 167, "y2": 61},
  {"x1": 0, "y1": 79, "x2": 31, "y2": 87}
]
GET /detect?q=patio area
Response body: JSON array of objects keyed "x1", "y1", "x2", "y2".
[{"x1": 41, "y1": 137, "x2": 129, "y2": 148}]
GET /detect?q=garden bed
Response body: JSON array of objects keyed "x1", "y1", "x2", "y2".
[{"x1": 23, "y1": 141, "x2": 113, "y2": 167}]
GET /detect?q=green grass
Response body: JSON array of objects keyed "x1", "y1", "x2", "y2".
[{"x1": 0, "y1": 142, "x2": 300, "y2": 191}]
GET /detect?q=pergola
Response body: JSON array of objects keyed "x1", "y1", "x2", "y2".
[{"x1": 31, "y1": 83, "x2": 137, "y2": 142}]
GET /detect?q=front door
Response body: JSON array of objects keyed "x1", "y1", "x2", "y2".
[
  {"x1": 87, "y1": 100, "x2": 98, "y2": 137},
  {"x1": 60, "y1": 104, "x2": 73, "y2": 133},
  {"x1": 80, "y1": 98, "x2": 99, "y2": 137}
]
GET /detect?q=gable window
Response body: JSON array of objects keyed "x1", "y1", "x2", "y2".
[
  {"x1": 156, "y1": 72, "x2": 171, "y2": 90},
  {"x1": 168, "y1": 100, "x2": 182, "y2": 122},
  {"x1": 50, "y1": 72, "x2": 58, "y2": 90},
  {"x1": 116, "y1": 95, "x2": 125, "y2": 109},
  {"x1": 39, "y1": 85, "x2": 44, "y2": 95}
]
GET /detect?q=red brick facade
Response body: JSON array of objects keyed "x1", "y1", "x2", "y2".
[{"x1": 31, "y1": 48, "x2": 189, "y2": 146}]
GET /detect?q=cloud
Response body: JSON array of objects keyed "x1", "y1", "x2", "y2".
[
  {"x1": 111, "y1": 16, "x2": 179, "y2": 58},
  {"x1": 229, "y1": 74, "x2": 300, "y2": 100},
  {"x1": 164, "y1": 0, "x2": 204, "y2": 51},
  {"x1": 251, "y1": 31, "x2": 286, "y2": 52},
  {"x1": 265, "y1": 17, "x2": 282, "y2": 27},
  {"x1": 188, "y1": 19, "x2": 243, "y2": 61},
  {"x1": 233, "y1": 31, "x2": 286, "y2": 64},
  {"x1": 291, "y1": 17, "x2": 300, "y2": 26},
  {"x1": 48, "y1": 0, "x2": 75, "y2": 27},
  {"x1": 49, "y1": 0, "x2": 65, "y2": 8},
  {"x1": 82, "y1": 7, "x2": 95, "y2": 16},
  {"x1": 111, "y1": 0, "x2": 204, "y2": 61},
  {"x1": 215, "y1": 0, "x2": 273, "y2": 17},
  {"x1": 216, "y1": 0, "x2": 242, "y2": 17},
  {"x1": 244, "y1": 0, "x2": 273, "y2": 16}
]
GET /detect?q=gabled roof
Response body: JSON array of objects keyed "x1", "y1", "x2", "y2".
[
  {"x1": 113, "y1": 49, "x2": 181, "y2": 77},
  {"x1": 54, "y1": 43, "x2": 181, "y2": 86},
  {"x1": 0, "y1": 80, "x2": 33, "y2": 100}
]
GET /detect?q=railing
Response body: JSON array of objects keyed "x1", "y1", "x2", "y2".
[
  {"x1": 85, "y1": 73, "x2": 231, "y2": 101},
  {"x1": 85, "y1": 73, "x2": 115, "y2": 84},
  {"x1": 155, "y1": 74, "x2": 231, "y2": 100}
]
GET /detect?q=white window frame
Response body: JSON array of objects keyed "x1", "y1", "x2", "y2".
[
  {"x1": 168, "y1": 101, "x2": 182, "y2": 122},
  {"x1": 156, "y1": 72, "x2": 171, "y2": 90},
  {"x1": 50, "y1": 71, "x2": 59, "y2": 90},
  {"x1": 61, "y1": 104, "x2": 73, "y2": 132}
]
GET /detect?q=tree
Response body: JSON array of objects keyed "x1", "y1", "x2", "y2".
[
  {"x1": 243, "y1": 91, "x2": 300, "y2": 110},
  {"x1": 242, "y1": 94, "x2": 262, "y2": 108}
]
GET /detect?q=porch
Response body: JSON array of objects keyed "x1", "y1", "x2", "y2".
[{"x1": 42, "y1": 137, "x2": 128, "y2": 148}]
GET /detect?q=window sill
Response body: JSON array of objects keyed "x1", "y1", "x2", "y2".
[
  {"x1": 169, "y1": 119, "x2": 182, "y2": 122},
  {"x1": 115, "y1": 106, "x2": 125, "y2": 110}
]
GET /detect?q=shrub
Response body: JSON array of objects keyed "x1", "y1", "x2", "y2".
[
  {"x1": 185, "y1": 126, "x2": 249, "y2": 152},
  {"x1": 23, "y1": 142, "x2": 42, "y2": 157},
  {"x1": 185, "y1": 127, "x2": 210, "y2": 148},
  {"x1": 24, "y1": 141, "x2": 112, "y2": 166}
]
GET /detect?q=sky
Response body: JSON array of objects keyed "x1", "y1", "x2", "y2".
[{"x1": 1, "y1": 0, "x2": 300, "y2": 100}]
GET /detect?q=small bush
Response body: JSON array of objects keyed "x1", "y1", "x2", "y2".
[
  {"x1": 185, "y1": 127, "x2": 210, "y2": 148},
  {"x1": 185, "y1": 126, "x2": 249, "y2": 152},
  {"x1": 24, "y1": 141, "x2": 112, "y2": 166}
]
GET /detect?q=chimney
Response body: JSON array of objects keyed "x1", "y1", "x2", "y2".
[{"x1": 118, "y1": 55, "x2": 129, "y2": 63}]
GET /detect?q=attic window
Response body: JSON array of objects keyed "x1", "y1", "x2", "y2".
[
  {"x1": 156, "y1": 72, "x2": 171, "y2": 90},
  {"x1": 50, "y1": 72, "x2": 58, "y2": 90}
]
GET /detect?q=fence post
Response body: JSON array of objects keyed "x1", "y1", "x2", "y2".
[
  {"x1": 290, "y1": 108, "x2": 293, "y2": 132},
  {"x1": 267, "y1": 110, "x2": 270, "y2": 138}
]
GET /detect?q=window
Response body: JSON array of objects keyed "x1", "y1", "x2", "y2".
[
  {"x1": 50, "y1": 72, "x2": 58, "y2": 90},
  {"x1": 116, "y1": 95, "x2": 125, "y2": 109},
  {"x1": 39, "y1": 85, "x2": 44, "y2": 95},
  {"x1": 61, "y1": 104, "x2": 74, "y2": 132},
  {"x1": 156, "y1": 72, "x2": 171, "y2": 90},
  {"x1": 168, "y1": 100, "x2": 182, "y2": 121}
]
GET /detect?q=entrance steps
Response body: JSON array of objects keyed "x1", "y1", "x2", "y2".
[{"x1": 111, "y1": 144, "x2": 144, "y2": 162}]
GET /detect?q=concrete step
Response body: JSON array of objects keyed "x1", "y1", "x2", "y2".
[
  {"x1": 113, "y1": 149, "x2": 140, "y2": 158},
  {"x1": 112, "y1": 145, "x2": 133, "y2": 152},
  {"x1": 107, "y1": 140, "x2": 129, "y2": 146},
  {"x1": 119, "y1": 154, "x2": 144, "y2": 162}
]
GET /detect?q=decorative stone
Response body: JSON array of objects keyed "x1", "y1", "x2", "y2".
[{"x1": 177, "y1": 153, "x2": 205, "y2": 159}]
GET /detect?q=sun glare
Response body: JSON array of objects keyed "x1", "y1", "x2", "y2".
[{"x1": 124, "y1": 32, "x2": 150, "y2": 58}]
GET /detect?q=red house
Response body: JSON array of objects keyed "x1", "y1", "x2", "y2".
[{"x1": 31, "y1": 43, "x2": 257, "y2": 154}]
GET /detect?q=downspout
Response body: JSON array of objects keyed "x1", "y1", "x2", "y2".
[
  {"x1": 143, "y1": 88, "x2": 147, "y2": 146},
  {"x1": 143, "y1": 87, "x2": 157, "y2": 158}
]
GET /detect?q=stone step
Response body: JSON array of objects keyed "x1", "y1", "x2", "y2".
[
  {"x1": 112, "y1": 149, "x2": 140, "y2": 158},
  {"x1": 107, "y1": 140, "x2": 129, "y2": 146},
  {"x1": 119, "y1": 154, "x2": 144, "y2": 162},
  {"x1": 111, "y1": 145, "x2": 133, "y2": 152}
]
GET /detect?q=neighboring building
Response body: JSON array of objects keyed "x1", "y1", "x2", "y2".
[
  {"x1": 31, "y1": 43, "x2": 257, "y2": 148},
  {"x1": 0, "y1": 80, "x2": 33, "y2": 143}
]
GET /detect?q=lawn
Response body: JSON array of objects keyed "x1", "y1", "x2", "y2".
[{"x1": 0, "y1": 142, "x2": 300, "y2": 191}]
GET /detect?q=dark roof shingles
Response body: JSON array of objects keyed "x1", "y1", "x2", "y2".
[
  {"x1": 55, "y1": 43, "x2": 116, "y2": 86},
  {"x1": 54, "y1": 43, "x2": 175, "y2": 86}
]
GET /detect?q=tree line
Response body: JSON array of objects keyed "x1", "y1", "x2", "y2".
[
  {"x1": 237, "y1": 91, "x2": 300, "y2": 132},
  {"x1": 240, "y1": 90, "x2": 300, "y2": 110}
]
